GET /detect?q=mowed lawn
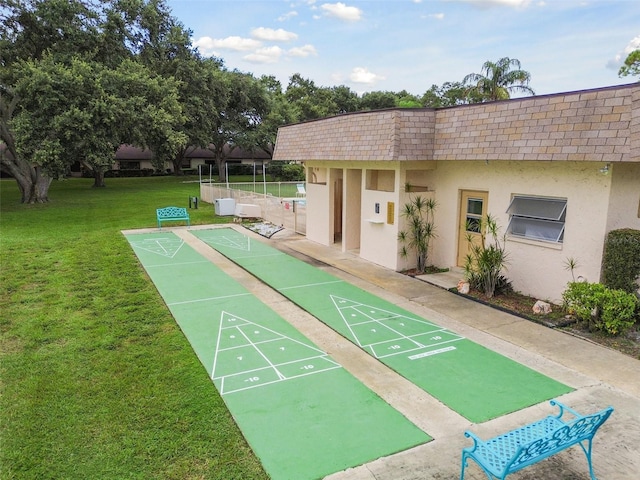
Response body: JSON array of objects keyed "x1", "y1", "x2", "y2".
[{"x1": 0, "y1": 177, "x2": 269, "y2": 480}]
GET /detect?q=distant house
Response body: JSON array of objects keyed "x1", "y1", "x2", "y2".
[
  {"x1": 273, "y1": 83, "x2": 640, "y2": 302},
  {"x1": 114, "y1": 144, "x2": 271, "y2": 173}
]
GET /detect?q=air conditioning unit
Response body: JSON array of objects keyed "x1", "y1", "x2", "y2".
[{"x1": 214, "y1": 198, "x2": 235, "y2": 216}]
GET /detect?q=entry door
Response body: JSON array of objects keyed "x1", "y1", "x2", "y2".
[
  {"x1": 333, "y1": 178, "x2": 343, "y2": 242},
  {"x1": 457, "y1": 190, "x2": 488, "y2": 266}
]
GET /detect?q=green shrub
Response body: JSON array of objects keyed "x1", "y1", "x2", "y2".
[
  {"x1": 463, "y1": 214, "x2": 509, "y2": 298},
  {"x1": 399, "y1": 193, "x2": 437, "y2": 274},
  {"x1": 600, "y1": 288, "x2": 639, "y2": 335},
  {"x1": 467, "y1": 274, "x2": 513, "y2": 296},
  {"x1": 563, "y1": 281, "x2": 638, "y2": 335},
  {"x1": 601, "y1": 229, "x2": 640, "y2": 294},
  {"x1": 280, "y1": 163, "x2": 305, "y2": 181}
]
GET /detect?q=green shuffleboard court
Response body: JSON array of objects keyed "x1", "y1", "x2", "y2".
[
  {"x1": 193, "y1": 228, "x2": 573, "y2": 423},
  {"x1": 125, "y1": 231, "x2": 430, "y2": 480}
]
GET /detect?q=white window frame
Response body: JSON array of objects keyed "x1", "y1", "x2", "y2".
[{"x1": 506, "y1": 195, "x2": 567, "y2": 244}]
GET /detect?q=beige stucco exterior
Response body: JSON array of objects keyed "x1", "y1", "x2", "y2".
[{"x1": 273, "y1": 84, "x2": 640, "y2": 303}]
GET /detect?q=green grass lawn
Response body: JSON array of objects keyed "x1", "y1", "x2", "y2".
[{"x1": 0, "y1": 177, "x2": 269, "y2": 479}]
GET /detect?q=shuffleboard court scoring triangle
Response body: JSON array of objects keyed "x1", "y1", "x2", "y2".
[
  {"x1": 199, "y1": 231, "x2": 251, "y2": 251},
  {"x1": 129, "y1": 237, "x2": 185, "y2": 258},
  {"x1": 329, "y1": 295, "x2": 465, "y2": 359},
  {"x1": 212, "y1": 310, "x2": 341, "y2": 395}
]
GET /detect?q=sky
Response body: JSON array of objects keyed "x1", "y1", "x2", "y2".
[{"x1": 164, "y1": 0, "x2": 640, "y2": 97}]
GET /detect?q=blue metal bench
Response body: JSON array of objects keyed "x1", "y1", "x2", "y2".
[
  {"x1": 156, "y1": 206, "x2": 190, "y2": 230},
  {"x1": 460, "y1": 400, "x2": 613, "y2": 480}
]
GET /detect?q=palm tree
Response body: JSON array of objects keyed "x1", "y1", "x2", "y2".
[{"x1": 463, "y1": 57, "x2": 535, "y2": 102}]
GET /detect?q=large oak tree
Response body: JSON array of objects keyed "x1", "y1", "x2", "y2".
[{"x1": 0, "y1": 0, "x2": 189, "y2": 201}]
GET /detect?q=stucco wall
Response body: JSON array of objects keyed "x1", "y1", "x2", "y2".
[
  {"x1": 606, "y1": 163, "x2": 640, "y2": 232},
  {"x1": 305, "y1": 182, "x2": 331, "y2": 245},
  {"x1": 360, "y1": 186, "x2": 400, "y2": 269},
  {"x1": 428, "y1": 160, "x2": 624, "y2": 303}
]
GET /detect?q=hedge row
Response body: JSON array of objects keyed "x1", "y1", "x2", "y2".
[{"x1": 601, "y1": 228, "x2": 640, "y2": 294}]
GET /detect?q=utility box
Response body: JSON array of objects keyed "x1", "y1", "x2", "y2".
[
  {"x1": 214, "y1": 198, "x2": 236, "y2": 216},
  {"x1": 234, "y1": 203, "x2": 261, "y2": 218}
]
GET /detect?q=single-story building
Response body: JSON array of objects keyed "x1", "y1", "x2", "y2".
[
  {"x1": 272, "y1": 83, "x2": 640, "y2": 303},
  {"x1": 114, "y1": 144, "x2": 271, "y2": 173}
]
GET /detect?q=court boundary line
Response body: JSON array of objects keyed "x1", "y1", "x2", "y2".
[
  {"x1": 279, "y1": 280, "x2": 345, "y2": 291},
  {"x1": 167, "y1": 292, "x2": 252, "y2": 306}
]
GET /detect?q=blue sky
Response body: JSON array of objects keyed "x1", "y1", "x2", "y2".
[{"x1": 165, "y1": 0, "x2": 640, "y2": 97}]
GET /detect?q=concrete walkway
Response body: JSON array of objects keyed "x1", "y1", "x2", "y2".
[{"x1": 265, "y1": 231, "x2": 639, "y2": 480}]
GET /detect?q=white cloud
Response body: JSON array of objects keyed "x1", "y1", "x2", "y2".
[
  {"x1": 606, "y1": 34, "x2": 640, "y2": 70},
  {"x1": 349, "y1": 67, "x2": 385, "y2": 85},
  {"x1": 278, "y1": 11, "x2": 298, "y2": 21},
  {"x1": 193, "y1": 36, "x2": 261, "y2": 56},
  {"x1": 288, "y1": 44, "x2": 318, "y2": 57},
  {"x1": 251, "y1": 27, "x2": 298, "y2": 42},
  {"x1": 427, "y1": 13, "x2": 445, "y2": 20},
  {"x1": 320, "y1": 2, "x2": 363, "y2": 21},
  {"x1": 243, "y1": 46, "x2": 284, "y2": 64}
]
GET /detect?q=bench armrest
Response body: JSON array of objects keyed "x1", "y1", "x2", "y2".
[
  {"x1": 550, "y1": 399, "x2": 582, "y2": 421},
  {"x1": 462, "y1": 430, "x2": 482, "y2": 451}
]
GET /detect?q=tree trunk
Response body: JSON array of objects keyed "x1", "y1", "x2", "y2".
[
  {"x1": 14, "y1": 171, "x2": 52, "y2": 203},
  {"x1": 93, "y1": 169, "x2": 106, "y2": 187},
  {"x1": 33, "y1": 172, "x2": 53, "y2": 202},
  {"x1": 216, "y1": 158, "x2": 226, "y2": 182},
  {"x1": 171, "y1": 157, "x2": 181, "y2": 175},
  {"x1": 3, "y1": 160, "x2": 52, "y2": 203}
]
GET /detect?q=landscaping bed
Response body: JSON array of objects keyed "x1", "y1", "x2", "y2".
[{"x1": 455, "y1": 288, "x2": 640, "y2": 360}]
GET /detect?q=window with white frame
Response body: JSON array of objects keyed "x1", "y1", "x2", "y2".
[{"x1": 506, "y1": 195, "x2": 567, "y2": 243}]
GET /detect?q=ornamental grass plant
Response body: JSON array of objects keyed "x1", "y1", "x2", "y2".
[
  {"x1": 0, "y1": 177, "x2": 268, "y2": 480},
  {"x1": 463, "y1": 214, "x2": 509, "y2": 298}
]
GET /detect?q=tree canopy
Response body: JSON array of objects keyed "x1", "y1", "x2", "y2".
[
  {"x1": 0, "y1": 0, "x2": 541, "y2": 203},
  {"x1": 619, "y1": 49, "x2": 640, "y2": 79},
  {"x1": 1, "y1": 0, "x2": 195, "y2": 200}
]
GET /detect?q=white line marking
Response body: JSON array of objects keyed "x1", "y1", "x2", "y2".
[
  {"x1": 200, "y1": 234, "x2": 250, "y2": 251},
  {"x1": 130, "y1": 238, "x2": 185, "y2": 258},
  {"x1": 220, "y1": 365, "x2": 342, "y2": 395},
  {"x1": 146, "y1": 260, "x2": 211, "y2": 268},
  {"x1": 330, "y1": 294, "x2": 465, "y2": 359},
  {"x1": 376, "y1": 338, "x2": 464, "y2": 359},
  {"x1": 279, "y1": 280, "x2": 345, "y2": 291},
  {"x1": 236, "y1": 327, "x2": 286, "y2": 380},
  {"x1": 408, "y1": 345, "x2": 457, "y2": 360},
  {"x1": 365, "y1": 328, "x2": 452, "y2": 348},
  {"x1": 167, "y1": 292, "x2": 252, "y2": 306},
  {"x1": 211, "y1": 310, "x2": 341, "y2": 395},
  {"x1": 233, "y1": 253, "x2": 285, "y2": 260}
]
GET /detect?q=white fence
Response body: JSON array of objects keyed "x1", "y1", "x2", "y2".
[{"x1": 200, "y1": 182, "x2": 306, "y2": 235}]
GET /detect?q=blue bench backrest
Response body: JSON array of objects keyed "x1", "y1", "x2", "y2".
[
  {"x1": 508, "y1": 407, "x2": 613, "y2": 471},
  {"x1": 157, "y1": 207, "x2": 188, "y2": 218}
]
